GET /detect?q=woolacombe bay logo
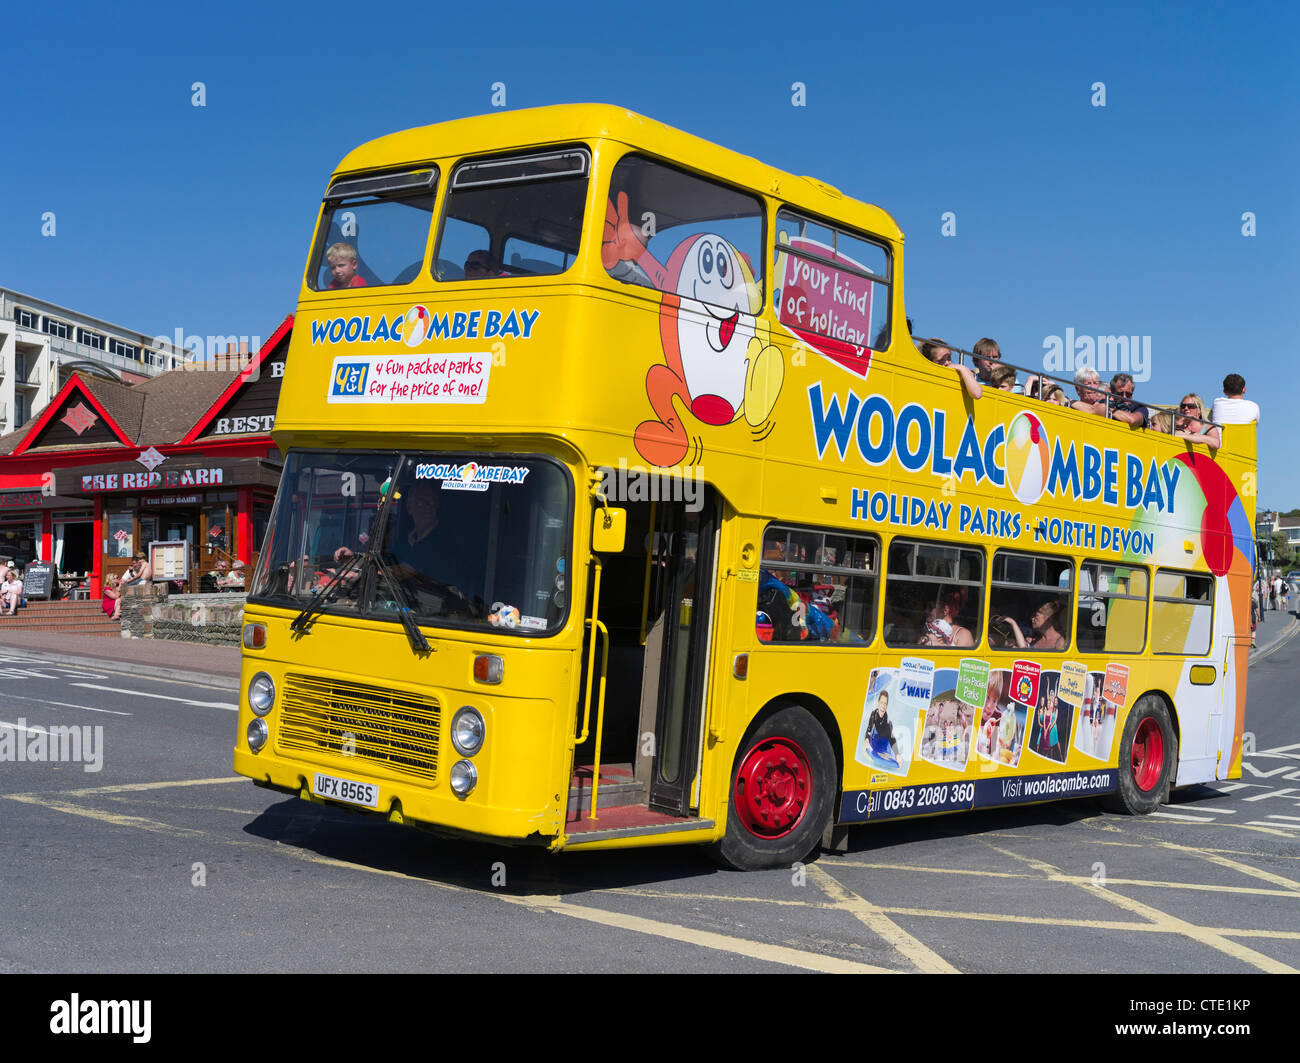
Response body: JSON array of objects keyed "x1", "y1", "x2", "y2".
[
  {"x1": 1005, "y1": 410, "x2": 1050, "y2": 505},
  {"x1": 403, "y1": 305, "x2": 432, "y2": 347}
]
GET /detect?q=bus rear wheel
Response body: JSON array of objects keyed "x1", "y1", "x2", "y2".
[
  {"x1": 1105, "y1": 694, "x2": 1176, "y2": 815},
  {"x1": 710, "y1": 705, "x2": 835, "y2": 871}
]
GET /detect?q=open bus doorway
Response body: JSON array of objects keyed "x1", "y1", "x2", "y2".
[{"x1": 571, "y1": 489, "x2": 720, "y2": 834}]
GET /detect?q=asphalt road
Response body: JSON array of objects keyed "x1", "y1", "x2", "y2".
[{"x1": 0, "y1": 632, "x2": 1297, "y2": 979}]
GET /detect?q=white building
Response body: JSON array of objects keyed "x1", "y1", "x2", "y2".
[{"x1": 0, "y1": 287, "x2": 179, "y2": 436}]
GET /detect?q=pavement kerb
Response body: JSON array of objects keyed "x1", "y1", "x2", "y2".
[{"x1": 2, "y1": 646, "x2": 239, "y2": 691}]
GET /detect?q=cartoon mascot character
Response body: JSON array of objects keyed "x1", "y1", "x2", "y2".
[{"x1": 603, "y1": 192, "x2": 784, "y2": 468}]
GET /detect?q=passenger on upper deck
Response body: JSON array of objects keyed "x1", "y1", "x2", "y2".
[
  {"x1": 987, "y1": 364, "x2": 1017, "y2": 392},
  {"x1": 1108, "y1": 373, "x2": 1150, "y2": 429},
  {"x1": 972, "y1": 337, "x2": 1002, "y2": 384},
  {"x1": 1174, "y1": 393, "x2": 1221, "y2": 450},
  {"x1": 1211, "y1": 374, "x2": 1260, "y2": 425},
  {"x1": 1071, "y1": 367, "x2": 1107, "y2": 416},
  {"x1": 325, "y1": 242, "x2": 367, "y2": 289},
  {"x1": 919, "y1": 339, "x2": 982, "y2": 400}
]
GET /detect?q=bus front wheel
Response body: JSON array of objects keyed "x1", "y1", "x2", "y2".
[
  {"x1": 1106, "y1": 694, "x2": 1176, "y2": 815},
  {"x1": 711, "y1": 705, "x2": 835, "y2": 871}
]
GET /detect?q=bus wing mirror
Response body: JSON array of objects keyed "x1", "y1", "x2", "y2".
[{"x1": 593, "y1": 507, "x2": 627, "y2": 553}]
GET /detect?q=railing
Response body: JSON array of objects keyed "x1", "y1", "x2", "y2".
[{"x1": 909, "y1": 336, "x2": 1224, "y2": 434}]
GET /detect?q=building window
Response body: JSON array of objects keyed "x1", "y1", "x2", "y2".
[
  {"x1": 43, "y1": 317, "x2": 71, "y2": 339},
  {"x1": 77, "y1": 328, "x2": 106, "y2": 350},
  {"x1": 107, "y1": 512, "x2": 134, "y2": 559},
  {"x1": 15, "y1": 308, "x2": 37, "y2": 330},
  {"x1": 108, "y1": 338, "x2": 140, "y2": 360}
]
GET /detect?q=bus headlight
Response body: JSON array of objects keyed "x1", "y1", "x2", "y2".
[
  {"x1": 248, "y1": 672, "x2": 275, "y2": 716},
  {"x1": 451, "y1": 707, "x2": 485, "y2": 756},
  {"x1": 247, "y1": 718, "x2": 268, "y2": 753},
  {"x1": 449, "y1": 760, "x2": 478, "y2": 796}
]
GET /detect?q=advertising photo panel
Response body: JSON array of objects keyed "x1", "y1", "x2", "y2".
[
  {"x1": 1027, "y1": 669, "x2": 1075, "y2": 764},
  {"x1": 975, "y1": 667, "x2": 1025, "y2": 768},
  {"x1": 919, "y1": 667, "x2": 974, "y2": 771},
  {"x1": 855, "y1": 660, "x2": 930, "y2": 777}
]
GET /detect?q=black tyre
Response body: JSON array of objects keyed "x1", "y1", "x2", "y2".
[
  {"x1": 709, "y1": 705, "x2": 836, "y2": 870},
  {"x1": 1104, "y1": 694, "x2": 1176, "y2": 815}
]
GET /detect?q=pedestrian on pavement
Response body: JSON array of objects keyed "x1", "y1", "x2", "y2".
[
  {"x1": 1250, "y1": 593, "x2": 1259, "y2": 648},
  {"x1": 1273, "y1": 575, "x2": 1285, "y2": 611}
]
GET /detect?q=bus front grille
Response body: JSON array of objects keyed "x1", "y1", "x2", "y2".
[{"x1": 279, "y1": 674, "x2": 440, "y2": 782}]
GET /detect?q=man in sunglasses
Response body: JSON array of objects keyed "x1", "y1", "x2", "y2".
[
  {"x1": 1108, "y1": 372, "x2": 1150, "y2": 428},
  {"x1": 463, "y1": 250, "x2": 507, "y2": 278}
]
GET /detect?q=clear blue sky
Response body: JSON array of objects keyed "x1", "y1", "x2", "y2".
[{"x1": 3, "y1": 1, "x2": 1295, "y2": 504}]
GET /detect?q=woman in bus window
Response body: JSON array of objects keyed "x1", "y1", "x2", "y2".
[
  {"x1": 995, "y1": 598, "x2": 1068, "y2": 651},
  {"x1": 918, "y1": 586, "x2": 974, "y2": 647}
]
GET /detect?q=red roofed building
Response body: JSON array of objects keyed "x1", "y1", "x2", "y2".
[{"x1": 0, "y1": 316, "x2": 292, "y2": 598}]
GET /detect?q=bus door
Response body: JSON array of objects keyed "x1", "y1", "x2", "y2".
[{"x1": 637, "y1": 490, "x2": 720, "y2": 816}]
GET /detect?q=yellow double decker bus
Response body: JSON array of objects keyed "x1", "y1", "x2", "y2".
[{"x1": 233, "y1": 104, "x2": 1257, "y2": 870}]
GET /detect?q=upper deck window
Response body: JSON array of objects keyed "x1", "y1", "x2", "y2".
[
  {"x1": 603, "y1": 155, "x2": 765, "y2": 314},
  {"x1": 774, "y1": 209, "x2": 891, "y2": 353},
  {"x1": 309, "y1": 168, "x2": 438, "y2": 291},
  {"x1": 434, "y1": 148, "x2": 588, "y2": 281}
]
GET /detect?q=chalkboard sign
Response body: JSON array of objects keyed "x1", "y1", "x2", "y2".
[{"x1": 24, "y1": 562, "x2": 54, "y2": 600}]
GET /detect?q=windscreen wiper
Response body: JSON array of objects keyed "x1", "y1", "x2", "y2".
[
  {"x1": 371, "y1": 551, "x2": 431, "y2": 653},
  {"x1": 289, "y1": 549, "x2": 366, "y2": 635}
]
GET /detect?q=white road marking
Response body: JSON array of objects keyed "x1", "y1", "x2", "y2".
[
  {"x1": 69, "y1": 683, "x2": 237, "y2": 711},
  {"x1": 1152, "y1": 812, "x2": 1217, "y2": 822},
  {"x1": 0, "y1": 692, "x2": 131, "y2": 715},
  {"x1": 1242, "y1": 787, "x2": 1300, "y2": 802},
  {"x1": 0, "y1": 719, "x2": 49, "y2": 734}
]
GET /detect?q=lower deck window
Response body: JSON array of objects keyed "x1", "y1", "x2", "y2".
[
  {"x1": 884, "y1": 539, "x2": 984, "y2": 649},
  {"x1": 757, "y1": 525, "x2": 878, "y2": 645}
]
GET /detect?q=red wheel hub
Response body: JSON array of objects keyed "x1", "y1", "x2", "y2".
[
  {"x1": 733, "y1": 737, "x2": 812, "y2": 839},
  {"x1": 1131, "y1": 716, "x2": 1165, "y2": 792}
]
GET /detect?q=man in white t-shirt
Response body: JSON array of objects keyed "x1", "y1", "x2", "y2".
[
  {"x1": 1274, "y1": 576, "x2": 1286, "y2": 612},
  {"x1": 1210, "y1": 373, "x2": 1260, "y2": 425}
]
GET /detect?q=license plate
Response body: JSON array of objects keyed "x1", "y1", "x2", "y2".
[{"x1": 312, "y1": 772, "x2": 379, "y2": 809}]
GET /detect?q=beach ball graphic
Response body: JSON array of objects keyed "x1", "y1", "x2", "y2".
[
  {"x1": 403, "y1": 305, "x2": 431, "y2": 347},
  {"x1": 458, "y1": 462, "x2": 479, "y2": 485},
  {"x1": 1005, "y1": 411, "x2": 1050, "y2": 505}
]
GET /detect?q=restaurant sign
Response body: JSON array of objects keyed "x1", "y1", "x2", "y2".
[{"x1": 81, "y1": 468, "x2": 225, "y2": 492}]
